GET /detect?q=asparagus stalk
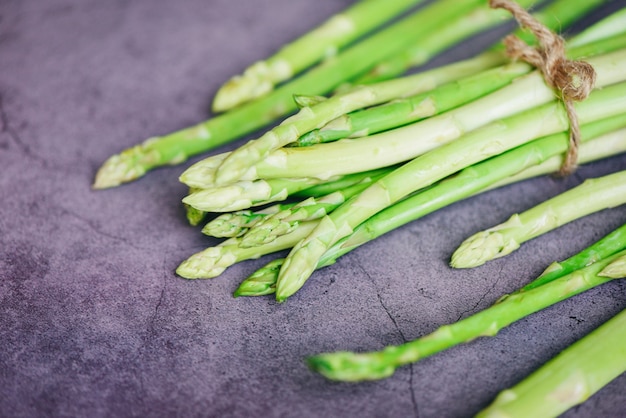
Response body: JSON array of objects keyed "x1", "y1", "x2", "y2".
[
  {"x1": 451, "y1": 170, "x2": 626, "y2": 269},
  {"x1": 182, "y1": 176, "x2": 329, "y2": 213},
  {"x1": 176, "y1": 221, "x2": 317, "y2": 279},
  {"x1": 567, "y1": 7, "x2": 626, "y2": 48},
  {"x1": 516, "y1": 223, "x2": 626, "y2": 293},
  {"x1": 235, "y1": 122, "x2": 626, "y2": 297},
  {"x1": 306, "y1": 249, "x2": 626, "y2": 382},
  {"x1": 476, "y1": 308, "x2": 626, "y2": 418},
  {"x1": 296, "y1": 62, "x2": 533, "y2": 146},
  {"x1": 357, "y1": 0, "x2": 607, "y2": 84},
  {"x1": 213, "y1": 49, "x2": 504, "y2": 186},
  {"x1": 274, "y1": 79, "x2": 626, "y2": 302},
  {"x1": 288, "y1": 166, "x2": 397, "y2": 198},
  {"x1": 213, "y1": 49, "x2": 626, "y2": 183},
  {"x1": 239, "y1": 168, "x2": 388, "y2": 248},
  {"x1": 93, "y1": 0, "x2": 486, "y2": 189},
  {"x1": 201, "y1": 203, "x2": 294, "y2": 238},
  {"x1": 211, "y1": 0, "x2": 426, "y2": 112},
  {"x1": 297, "y1": 31, "x2": 626, "y2": 147}
]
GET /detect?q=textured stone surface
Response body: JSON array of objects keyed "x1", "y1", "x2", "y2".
[{"x1": 0, "y1": 1, "x2": 625, "y2": 417}]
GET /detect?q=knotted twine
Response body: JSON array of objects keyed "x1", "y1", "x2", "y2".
[{"x1": 489, "y1": 0, "x2": 597, "y2": 176}]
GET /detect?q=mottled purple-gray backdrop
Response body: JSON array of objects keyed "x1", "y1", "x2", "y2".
[{"x1": 1, "y1": 1, "x2": 625, "y2": 417}]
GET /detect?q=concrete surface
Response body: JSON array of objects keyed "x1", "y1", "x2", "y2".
[{"x1": 1, "y1": 0, "x2": 625, "y2": 417}]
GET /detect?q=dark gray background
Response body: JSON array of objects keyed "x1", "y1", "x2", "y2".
[{"x1": 1, "y1": 0, "x2": 625, "y2": 417}]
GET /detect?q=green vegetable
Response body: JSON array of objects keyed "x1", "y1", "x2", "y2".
[
  {"x1": 477, "y1": 307, "x2": 626, "y2": 418},
  {"x1": 201, "y1": 203, "x2": 294, "y2": 238},
  {"x1": 354, "y1": 0, "x2": 604, "y2": 84},
  {"x1": 176, "y1": 221, "x2": 317, "y2": 279},
  {"x1": 182, "y1": 177, "x2": 327, "y2": 213},
  {"x1": 235, "y1": 123, "x2": 626, "y2": 297},
  {"x1": 451, "y1": 170, "x2": 626, "y2": 269},
  {"x1": 93, "y1": 0, "x2": 487, "y2": 189},
  {"x1": 515, "y1": 222, "x2": 626, "y2": 293},
  {"x1": 274, "y1": 78, "x2": 626, "y2": 302},
  {"x1": 306, "y1": 249, "x2": 626, "y2": 381},
  {"x1": 211, "y1": 49, "x2": 504, "y2": 186},
  {"x1": 203, "y1": 49, "x2": 626, "y2": 183},
  {"x1": 211, "y1": 0, "x2": 427, "y2": 112},
  {"x1": 239, "y1": 169, "x2": 387, "y2": 248}
]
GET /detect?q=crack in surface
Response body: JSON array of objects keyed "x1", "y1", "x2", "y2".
[
  {"x1": 0, "y1": 92, "x2": 49, "y2": 167},
  {"x1": 456, "y1": 266, "x2": 504, "y2": 322},
  {"x1": 60, "y1": 206, "x2": 154, "y2": 250},
  {"x1": 357, "y1": 262, "x2": 420, "y2": 417}
]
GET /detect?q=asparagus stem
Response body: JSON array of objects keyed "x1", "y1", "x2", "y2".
[
  {"x1": 451, "y1": 170, "x2": 626, "y2": 269},
  {"x1": 476, "y1": 308, "x2": 626, "y2": 418},
  {"x1": 274, "y1": 79, "x2": 626, "y2": 302},
  {"x1": 94, "y1": 0, "x2": 486, "y2": 189},
  {"x1": 182, "y1": 176, "x2": 327, "y2": 213},
  {"x1": 201, "y1": 203, "x2": 294, "y2": 238},
  {"x1": 231, "y1": 49, "x2": 626, "y2": 182},
  {"x1": 568, "y1": 7, "x2": 626, "y2": 48},
  {"x1": 297, "y1": 31, "x2": 626, "y2": 147},
  {"x1": 236, "y1": 123, "x2": 626, "y2": 297},
  {"x1": 239, "y1": 169, "x2": 385, "y2": 248},
  {"x1": 213, "y1": 49, "x2": 504, "y2": 186},
  {"x1": 517, "y1": 223, "x2": 626, "y2": 292},
  {"x1": 176, "y1": 221, "x2": 317, "y2": 279},
  {"x1": 306, "y1": 249, "x2": 626, "y2": 382},
  {"x1": 297, "y1": 62, "x2": 533, "y2": 146},
  {"x1": 355, "y1": 0, "x2": 605, "y2": 84},
  {"x1": 234, "y1": 258, "x2": 284, "y2": 297},
  {"x1": 211, "y1": 0, "x2": 426, "y2": 112}
]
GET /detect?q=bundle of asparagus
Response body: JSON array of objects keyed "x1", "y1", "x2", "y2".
[
  {"x1": 307, "y1": 218, "x2": 626, "y2": 417},
  {"x1": 176, "y1": 19, "x2": 626, "y2": 302},
  {"x1": 93, "y1": 0, "x2": 626, "y2": 414},
  {"x1": 93, "y1": 0, "x2": 603, "y2": 189}
]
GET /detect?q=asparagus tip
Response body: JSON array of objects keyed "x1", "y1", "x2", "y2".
[
  {"x1": 93, "y1": 150, "x2": 146, "y2": 189},
  {"x1": 306, "y1": 351, "x2": 397, "y2": 382},
  {"x1": 598, "y1": 254, "x2": 626, "y2": 279},
  {"x1": 450, "y1": 230, "x2": 519, "y2": 268}
]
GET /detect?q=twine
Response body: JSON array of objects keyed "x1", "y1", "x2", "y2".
[{"x1": 490, "y1": 0, "x2": 597, "y2": 176}]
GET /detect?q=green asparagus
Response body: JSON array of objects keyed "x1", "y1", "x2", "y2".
[
  {"x1": 451, "y1": 170, "x2": 626, "y2": 269},
  {"x1": 477, "y1": 308, "x2": 626, "y2": 418},
  {"x1": 176, "y1": 221, "x2": 317, "y2": 279},
  {"x1": 235, "y1": 123, "x2": 626, "y2": 297},
  {"x1": 274, "y1": 79, "x2": 626, "y2": 302},
  {"x1": 204, "y1": 49, "x2": 626, "y2": 183},
  {"x1": 94, "y1": 0, "x2": 487, "y2": 189},
  {"x1": 211, "y1": 0, "x2": 426, "y2": 112},
  {"x1": 306, "y1": 249, "x2": 626, "y2": 381}
]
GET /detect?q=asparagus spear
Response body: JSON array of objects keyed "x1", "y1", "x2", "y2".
[
  {"x1": 211, "y1": 0, "x2": 426, "y2": 112},
  {"x1": 239, "y1": 169, "x2": 388, "y2": 248},
  {"x1": 357, "y1": 0, "x2": 607, "y2": 84},
  {"x1": 296, "y1": 62, "x2": 534, "y2": 146},
  {"x1": 235, "y1": 122, "x2": 626, "y2": 297},
  {"x1": 93, "y1": 0, "x2": 486, "y2": 189},
  {"x1": 206, "y1": 49, "x2": 626, "y2": 183},
  {"x1": 182, "y1": 176, "x2": 329, "y2": 213},
  {"x1": 515, "y1": 223, "x2": 626, "y2": 293},
  {"x1": 176, "y1": 221, "x2": 317, "y2": 279},
  {"x1": 201, "y1": 203, "x2": 294, "y2": 238},
  {"x1": 296, "y1": 31, "x2": 626, "y2": 147},
  {"x1": 213, "y1": 48, "x2": 504, "y2": 186},
  {"x1": 274, "y1": 79, "x2": 626, "y2": 302},
  {"x1": 306, "y1": 249, "x2": 626, "y2": 382},
  {"x1": 451, "y1": 170, "x2": 626, "y2": 269},
  {"x1": 476, "y1": 307, "x2": 626, "y2": 418}
]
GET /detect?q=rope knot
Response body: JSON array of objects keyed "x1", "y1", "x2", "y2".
[{"x1": 490, "y1": 0, "x2": 597, "y2": 175}]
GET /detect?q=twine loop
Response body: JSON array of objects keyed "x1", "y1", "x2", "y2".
[{"x1": 490, "y1": 0, "x2": 597, "y2": 175}]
